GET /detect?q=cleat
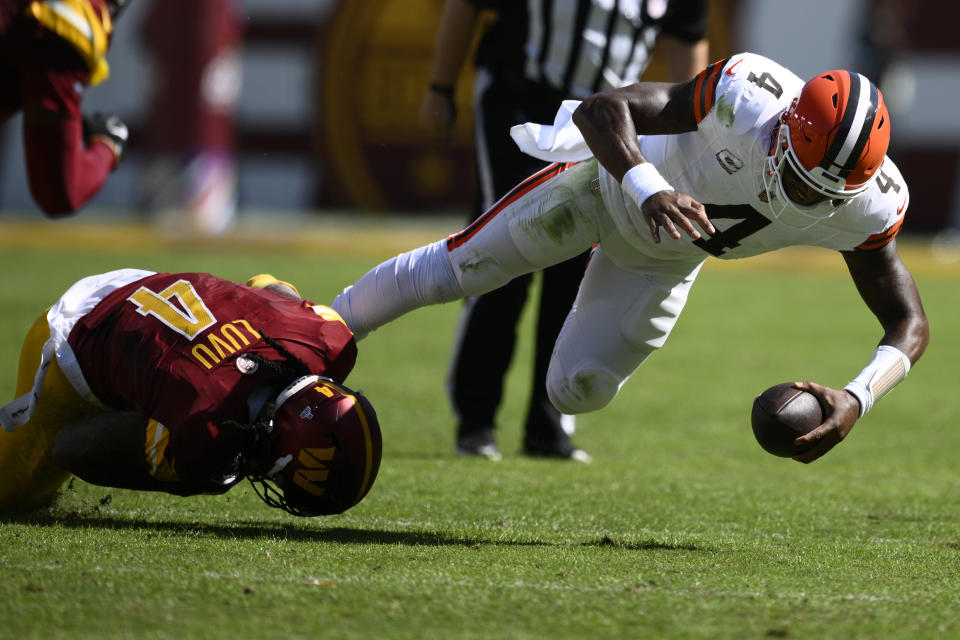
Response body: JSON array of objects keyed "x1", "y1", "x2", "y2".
[
  {"x1": 454, "y1": 428, "x2": 502, "y2": 461},
  {"x1": 522, "y1": 434, "x2": 592, "y2": 463}
]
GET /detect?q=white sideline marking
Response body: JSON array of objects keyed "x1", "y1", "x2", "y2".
[{"x1": 7, "y1": 563, "x2": 918, "y2": 604}]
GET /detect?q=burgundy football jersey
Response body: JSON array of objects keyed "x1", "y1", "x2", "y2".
[{"x1": 67, "y1": 272, "x2": 358, "y2": 488}]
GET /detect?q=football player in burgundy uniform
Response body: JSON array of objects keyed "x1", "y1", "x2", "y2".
[
  {"x1": 0, "y1": 270, "x2": 382, "y2": 516},
  {"x1": 332, "y1": 52, "x2": 928, "y2": 463},
  {"x1": 0, "y1": 0, "x2": 129, "y2": 216}
]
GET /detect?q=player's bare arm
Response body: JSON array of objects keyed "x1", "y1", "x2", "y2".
[
  {"x1": 573, "y1": 80, "x2": 698, "y2": 180},
  {"x1": 793, "y1": 241, "x2": 929, "y2": 463},
  {"x1": 573, "y1": 79, "x2": 714, "y2": 243},
  {"x1": 841, "y1": 241, "x2": 929, "y2": 364},
  {"x1": 420, "y1": 0, "x2": 480, "y2": 140}
]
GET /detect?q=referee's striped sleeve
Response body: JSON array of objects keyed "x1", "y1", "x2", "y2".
[{"x1": 691, "y1": 57, "x2": 730, "y2": 124}]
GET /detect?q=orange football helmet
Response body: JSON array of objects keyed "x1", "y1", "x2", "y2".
[
  {"x1": 764, "y1": 70, "x2": 890, "y2": 226},
  {"x1": 248, "y1": 375, "x2": 382, "y2": 516}
]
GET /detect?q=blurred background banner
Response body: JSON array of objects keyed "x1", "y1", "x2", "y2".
[
  {"x1": 137, "y1": 0, "x2": 245, "y2": 235},
  {"x1": 316, "y1": 0, "x2": 479, "y2": 211},
  {"x1": 1, "y1": 0, "x2": 958, "y2": 232}
]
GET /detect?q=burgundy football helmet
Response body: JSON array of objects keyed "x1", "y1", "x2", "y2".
[{"x1": 249, "y1": 375, "x2": 382, "y2": 516}]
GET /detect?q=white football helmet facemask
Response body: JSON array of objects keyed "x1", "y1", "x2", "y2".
[{"x1": 762, "y1": 128, "x2": 843, "y2": 230}]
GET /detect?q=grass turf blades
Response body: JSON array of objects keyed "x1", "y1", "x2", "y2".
[{"x1": 0, "y1": 218, "x2": 957, "y2": 639}]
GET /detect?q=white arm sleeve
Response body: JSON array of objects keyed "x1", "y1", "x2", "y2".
[{"x1": 844, "y1": 345, "x2": 911, "y2": 417}]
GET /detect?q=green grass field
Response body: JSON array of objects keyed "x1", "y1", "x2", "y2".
[{"x1": 1, "y1": 216, "x2": 958, "y2": 639}]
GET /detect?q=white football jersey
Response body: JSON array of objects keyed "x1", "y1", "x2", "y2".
[{"x1": 597, "y1": 53, "x2": 909, "y2": 262}]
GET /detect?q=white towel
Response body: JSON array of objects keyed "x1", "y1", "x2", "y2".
[{"x1": 509, "y1": 100, "x2": 595, "y2": 163}]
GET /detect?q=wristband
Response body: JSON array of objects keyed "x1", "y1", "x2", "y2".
[
  {"x1": 844, "y1": 345, "x2": 911, "y2": 417},
  {"x1": 621, "y1": 163, "x2": 674, "y2": 210}
]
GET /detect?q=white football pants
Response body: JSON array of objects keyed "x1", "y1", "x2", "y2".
[{"x1": 332, "y1": 160, "x2": 705, "y2": 414}]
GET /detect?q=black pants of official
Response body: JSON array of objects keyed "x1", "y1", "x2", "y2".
[{"x1": 448, "y1": 75, "x2": 590, "y2": 443}]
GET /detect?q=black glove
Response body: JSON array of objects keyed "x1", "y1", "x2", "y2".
[{"x1": 83, "y1": 112, "x2": 129, "y2": 161}]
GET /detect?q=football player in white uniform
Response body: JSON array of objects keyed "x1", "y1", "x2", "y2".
[{"x1": 331, "y1": 53, "x2": 929, "y2": 463}]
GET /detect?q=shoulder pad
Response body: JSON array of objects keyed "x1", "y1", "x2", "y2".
[{"x1": 692, "y1": 53, "x2": 802, "y2": 136}]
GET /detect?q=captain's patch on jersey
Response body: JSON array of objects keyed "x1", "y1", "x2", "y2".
[{"x1": 716, "y1": 149, "x2": 744, "y2": 175}]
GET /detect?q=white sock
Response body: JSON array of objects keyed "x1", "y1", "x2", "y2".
[{"x1": 331, "y1": 239, "x2": 461, "y2": 339}]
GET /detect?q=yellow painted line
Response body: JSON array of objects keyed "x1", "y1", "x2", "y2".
[
  {"x1": 1, "y1": 219, "x2": 957, "y2": 276},
  {"x1": 705, "y1": 241, "x2": 960, "y2": 277},
  {"x1": 0, "y1": 218, "x2": 459, "y2": 259}
]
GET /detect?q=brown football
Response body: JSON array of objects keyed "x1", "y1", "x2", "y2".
[{"x1": 751, "y1": 383, "x2": 824, "y2": 457}]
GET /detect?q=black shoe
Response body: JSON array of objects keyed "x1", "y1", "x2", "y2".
[
  {"x1": 523, "y1": 433, "x2": 591, "y2": 463},
  {"x1": 454, "y1": 427, "x2": 502, "y2": 461}
]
